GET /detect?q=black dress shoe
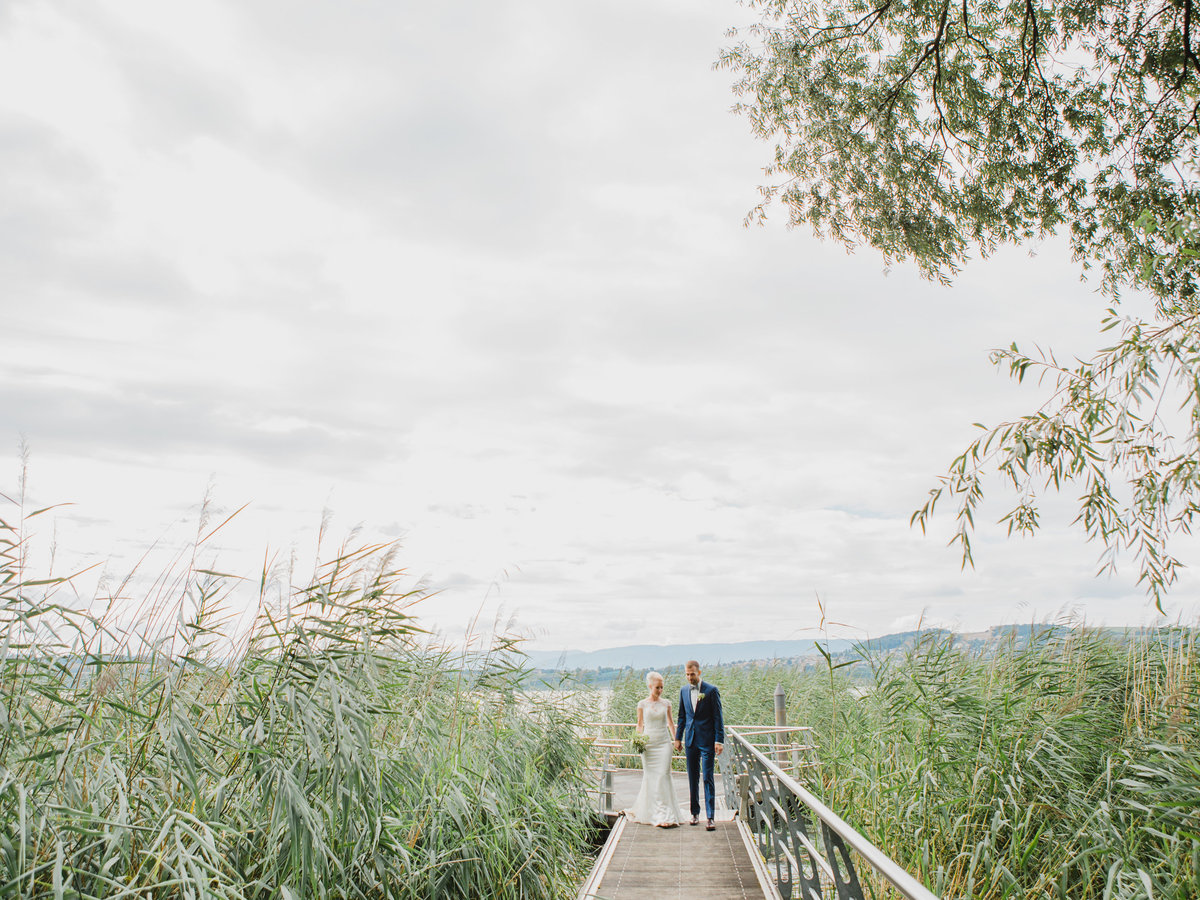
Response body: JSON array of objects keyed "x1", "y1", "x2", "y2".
[
  {"x1": 705, "y1": 819, "x2": 715, "y2": 831},
  {"x1": 690, "y1": 815, "x2": 699, "y2": 826}
]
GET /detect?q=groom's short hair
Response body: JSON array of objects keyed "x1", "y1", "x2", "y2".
[{"x1": 685, "y1": 659, "x2": 700, "y2": 671}]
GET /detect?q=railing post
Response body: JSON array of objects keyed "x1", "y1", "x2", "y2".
[
  {"x1": 774, "y1": 683, "x2": 789, "y2": 767},
  {"x1": 597, "y1": 743, "x2": 614, "y2": 814},
  {"x1": 738, "y1": 765, "x2": 750, "y2": 822}
]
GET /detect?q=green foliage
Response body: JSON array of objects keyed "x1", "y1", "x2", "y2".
[
  {"x1": 703, "y1": 628, "x2": 1200, "y2": 899},
  {"x1": 720, "y1": 0, "x2": 1200, "y2": 603},
  {"x1": 608, "y1": 668, "x2": 650, "y2": 731},
  {"x1": 0, "y1": 497, "x2": 594, "y2": 899},
  {"x1": 719, "y1": 0, "x2": 1200, "y2": 296},
  {"x1": 913, "y1": 303, "x2": 1200, "y2": 609}
]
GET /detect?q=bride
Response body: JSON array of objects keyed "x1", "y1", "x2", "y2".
[{"x1": 624, "y1": 671, "x2": 681, "y2": 827}]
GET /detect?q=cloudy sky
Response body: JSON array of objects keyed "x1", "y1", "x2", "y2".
[{"x1": 3, "y1": 0, "x2": 1196, "y2": 653}]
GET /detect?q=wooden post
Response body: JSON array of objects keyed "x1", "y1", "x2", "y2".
[{"x1": 774, "y1": 684, "x2": 788, "y2": 767}]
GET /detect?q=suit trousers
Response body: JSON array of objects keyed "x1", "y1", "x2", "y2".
[{"x1": 685, "y1": 743, "x2": 716, "y2": 820}]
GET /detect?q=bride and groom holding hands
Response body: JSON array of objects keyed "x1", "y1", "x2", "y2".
[{"x1": 624, "y1": 660, "x2": 725, "y2": 831}]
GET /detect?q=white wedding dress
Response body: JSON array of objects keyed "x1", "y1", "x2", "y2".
[{"x1": 624, "y1": 698, "x2": 681, "y2": 826}]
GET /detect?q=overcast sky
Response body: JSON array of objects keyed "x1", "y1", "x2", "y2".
[{"x1": 3, "y1": 0, "x2": 1196, "y2": 653}]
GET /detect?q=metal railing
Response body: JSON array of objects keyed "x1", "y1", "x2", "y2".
[
  {"x1": 732, "y1": 724, "x2": 820, "y2": 780},
  {"x1": 582, "y1": 721, "x2": 813, "y2": 817},
  {"x1": 580, "y1": 725, "x2": 622, "y2": 814},
  {"x1": 721, "y1": 728, "x2": 939, "y2": 900}
]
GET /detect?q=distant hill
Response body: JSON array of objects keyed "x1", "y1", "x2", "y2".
[
  {"x1": 524, "y1": 638, "x2": 857, "y2": 671},
  {"x1": 524, "y1": 624, "x2": 1167, "y2": 672}
]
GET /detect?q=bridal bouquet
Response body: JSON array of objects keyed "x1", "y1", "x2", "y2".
[{"x1": 630, "y1": 733, "x2": 648, "y2": 754}]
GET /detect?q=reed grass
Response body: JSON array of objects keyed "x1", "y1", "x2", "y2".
[
  {"x1": 608, "y1": 628, "x2": 1198, "y2": 899},
  {"x1": 0, "y1": 496, "x2": 595, "y2": 899}
]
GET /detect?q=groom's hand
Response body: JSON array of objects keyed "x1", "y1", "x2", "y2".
[
  {"x1": 673, "y1": 740, "x2": 681, "y2": 751},
  {"x1": 715, "y1": 743, "x2": 723, "y2": 756}
]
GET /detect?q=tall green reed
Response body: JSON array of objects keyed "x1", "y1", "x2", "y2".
[
  {"x1": 705, "y1": 628, "x2": 1198, "y2": 900},
  {"x1": 0, "y1": 494, "x2": 595, "y2": 899}
]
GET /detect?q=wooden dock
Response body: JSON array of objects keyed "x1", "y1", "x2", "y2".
[
  {"x1": 579, "y1": 722, "x2": 937, "y2": 900},
  {"x1": 578, "y1": 770, "x2": 778, "y2": 900}
]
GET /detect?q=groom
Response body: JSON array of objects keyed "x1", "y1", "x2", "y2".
[{"x1": 674, "y1": 659, "x2": 724, "y2": 831}]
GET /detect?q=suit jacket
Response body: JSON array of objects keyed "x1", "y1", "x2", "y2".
[{"x1": 675, "y1": 680, "x2": 725, "y2": 748}]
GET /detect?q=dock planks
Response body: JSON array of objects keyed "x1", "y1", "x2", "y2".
[
  {"x1": 579, "y1": 769, "x2": 777, "y2": 900},
  {"x1": 582, "y1": 817, "x2": 773, "y2": 900}
]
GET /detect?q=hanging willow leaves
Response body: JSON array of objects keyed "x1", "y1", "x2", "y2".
[{"x1": 720, "y1": 0, "x2": 1200, "y2": 604}]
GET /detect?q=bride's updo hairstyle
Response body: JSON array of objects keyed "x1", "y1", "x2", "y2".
[{"x1": 646, "y1": 671, "x2": 663, "y2": 689}]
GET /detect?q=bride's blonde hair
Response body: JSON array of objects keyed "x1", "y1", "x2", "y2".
[{"x1": 646, "y1": 670, "x2": 664, "y2": 689}]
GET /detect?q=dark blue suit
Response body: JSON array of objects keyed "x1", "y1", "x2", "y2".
[{"x1": 675, "y1": 680, "x2": 725, "y2": 821}]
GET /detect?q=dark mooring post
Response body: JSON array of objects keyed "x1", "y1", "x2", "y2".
[{"x1": 774, "y1": 683, "x2": 788, "y2": 766}]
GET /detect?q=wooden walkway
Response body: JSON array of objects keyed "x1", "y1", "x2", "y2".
[{"x1": 578, "y1": 770, "x2": 777, "y2": 900}]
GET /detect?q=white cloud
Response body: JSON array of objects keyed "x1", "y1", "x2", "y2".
[{"x1": 2, "y1": 0, "x2": 1196, "y2": 655}]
